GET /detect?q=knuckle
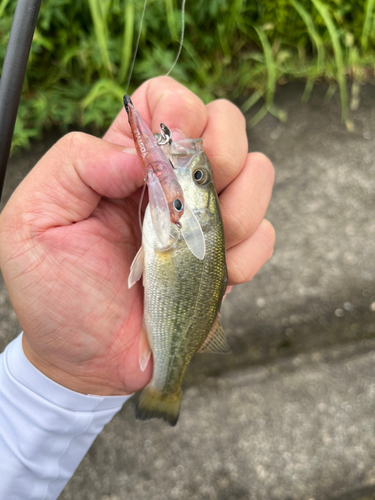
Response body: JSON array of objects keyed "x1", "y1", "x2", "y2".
[
  {"x1": 60, "y1": 131, "x2": 87, "y2": 156},
  {"x1": 209, "y1": 99, "x2": 246, "y2": 128},
  {"x1": 211, "y1": 148, "x2": 241, "y2": 182},
  {"x1": 220, "y1": 99, "x2": 246, "y2": 127},
  {"x1": 249, "y1": 152, "x2": 275, "y2": 185},
  {"x1": 177, "y1": 91, "x2": 207, "y2": 122},
  {"x1": 259, "y1": 219, "x2": 276, "y2": 260},
  {"x1": 229, "y1": 210, "x2": 253, "y2": 244},
  {"x1": 227, "y1": 219, "x2": 275, "y2": 286},
  {"x1": 228, "y1": 258, "x2": 248, "y2": 285},
  {"x1": 149, "y1": 75, "x2": 177, "y2": 87},
  {"x1": 222, "y1": 203, "x2": 257, "y2": 249},
  {"x1": 149, "y1": 77, "x2": 207, "y2": 125}
]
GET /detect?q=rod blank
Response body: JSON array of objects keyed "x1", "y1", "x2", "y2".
[{"x1": 0, "y1": 0, "x2": 42, "y2": 201}]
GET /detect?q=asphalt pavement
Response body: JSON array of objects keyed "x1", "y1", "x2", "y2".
[{"x1": 1, "y1": 82, "x2": 375, "y2": 499}]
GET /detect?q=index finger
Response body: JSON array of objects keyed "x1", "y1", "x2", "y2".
[
  {"x1": 104, "y1": 77, "x2": 248, "y2": 194},
  {"x1": 103, "y1": 76, "x2": 208, "y2": 146}
]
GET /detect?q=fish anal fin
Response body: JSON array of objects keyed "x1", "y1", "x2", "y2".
[
  {"x1": 128, "y1": 246, "x2": 144, "y2": 289},
  {"x1": 198, "y1": 315, "x2": 231, "y2": 354}
]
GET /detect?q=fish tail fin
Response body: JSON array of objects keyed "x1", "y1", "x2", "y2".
[{"x1": 135, "y1": 386, "x2": 182, "y2": 426}]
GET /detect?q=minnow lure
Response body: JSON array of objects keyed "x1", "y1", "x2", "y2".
[{"x1": 123, "y1": 95, "x2": 205, "y2": 259}]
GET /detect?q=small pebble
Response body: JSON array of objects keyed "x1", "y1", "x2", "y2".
[{"x1": 256, "y1": 298, "x2": 266, "y2": 308}]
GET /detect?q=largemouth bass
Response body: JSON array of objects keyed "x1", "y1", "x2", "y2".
[
  {"x1": 124, "y1": 96, "x2": 205, "y2": 258},
  {"x1": 129, "y1": 137, "x2": 230, "y2": 426}
]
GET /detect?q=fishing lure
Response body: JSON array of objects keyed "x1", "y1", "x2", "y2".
[{"x1": 124, "y1": 95, "x2": 205, "y2": 259}]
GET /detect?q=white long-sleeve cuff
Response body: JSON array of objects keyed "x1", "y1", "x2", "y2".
[{"x1": 0, "y1": 333, "x2": 132, "y2": 500}]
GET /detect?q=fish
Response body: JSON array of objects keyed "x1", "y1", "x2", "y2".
[
  {"x1": 123, "y1": 95, "x2": 205, "y2": 259},
  {"x1": 128, "y1": 136, "x2": 230, "y2": 426}
]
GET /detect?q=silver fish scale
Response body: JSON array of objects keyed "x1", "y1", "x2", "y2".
[{"x1": 142, "y1": 152, "x2": 227, "y2": 395}]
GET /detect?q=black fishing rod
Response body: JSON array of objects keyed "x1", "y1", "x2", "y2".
[{"x1": 0, "y1": 0, "x2": 42, "y2": 202}]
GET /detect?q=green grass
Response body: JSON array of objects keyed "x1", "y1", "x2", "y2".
[
  {"x1": 311, "y1": 0, "x2": 349, "y2": 125},
  {"x1": 1, "y1": 0, "x2": 375, "y2": 150},
  {"x1": 361, "y1": 0, "x2": 375, "y2": 50}
]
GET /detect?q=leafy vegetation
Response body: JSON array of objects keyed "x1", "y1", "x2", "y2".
[{"x1": 1, "y1": 0, "x2": 375, "y2": 150}]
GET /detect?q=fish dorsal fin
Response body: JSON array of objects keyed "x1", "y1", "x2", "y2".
[
  {"x1": 198, "y1": 315, "x2": 231, "y2": 354},
  {"x1": 128, "y1": 246, "x2": 144, "y2": 289}
]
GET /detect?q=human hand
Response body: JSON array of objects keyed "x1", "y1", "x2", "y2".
[{"x1": 0, "y1": 77, "x2": 274, "y2": 396}]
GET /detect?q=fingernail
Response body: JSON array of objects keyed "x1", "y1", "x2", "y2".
[
  {"x1": 139, "y1": 350, "x2": 152, "y2": 372},
  {"x1": 123, "y1": 147, "x2": 137, "y2": 155},
  {"x1": 171, "y1": 129, "x2": 186, "y2": 142}
]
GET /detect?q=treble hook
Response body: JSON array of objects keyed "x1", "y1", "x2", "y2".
[{"x1": 158, "y1": 123, "x2": 172, "y2": 145}]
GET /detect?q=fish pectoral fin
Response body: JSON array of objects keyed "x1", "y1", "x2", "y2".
[
  {"x1": 148, "y1": 169, "x2": 171, "y2": 248},
  {"x1": 139, "y1": 320, "x2": 152, "y2": 372},
  {"x1": 198, "y1": 315, "x2": 232, "y2": 354},
  {"x1": 128, "y1": 246, "x2": 145, "y2": 289},
  {"x1": 180, "y1": 201, "x2": 206, "y2": 260}
]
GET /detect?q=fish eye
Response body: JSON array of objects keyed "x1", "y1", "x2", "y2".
[
  {"x1": 193, "y1": 168, "x2": 209, "y2": 185},
  {"x1": 173, "y1": 199, "x2": 183, "y2": 212}
]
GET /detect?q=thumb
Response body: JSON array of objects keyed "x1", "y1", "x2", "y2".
[{"x1": 3, "y1": 132, "x2": 142, "y2": 230}]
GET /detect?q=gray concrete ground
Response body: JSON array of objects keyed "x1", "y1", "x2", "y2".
[{"x1": 1, "y1": 82, "x2": 375, "y2": 499}]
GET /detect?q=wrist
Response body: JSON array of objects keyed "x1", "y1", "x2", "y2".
[{"x1": 21, "y1": 335, "x2": 130, "y2": 396}]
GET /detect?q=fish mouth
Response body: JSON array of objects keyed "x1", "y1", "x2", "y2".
[{"x1": 123, "y1": 95, "x2": 134, "y2": 114}]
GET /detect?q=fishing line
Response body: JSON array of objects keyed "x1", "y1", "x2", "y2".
[
  {"x1": 127, "y1": 0, "x2": 187, "y2": 235},
  {"x1": 127, "y1": 0, "x2": 187, "y2": 97},
  {"x1": 165, "y1": 0, "x2": 186, "y2": 78},
  {"x1": 125, "y1": 0, "x2": 148, "y2": 234},
  {"x1": 125, "y1": 0, "x2": 148, "y2": 94}
]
